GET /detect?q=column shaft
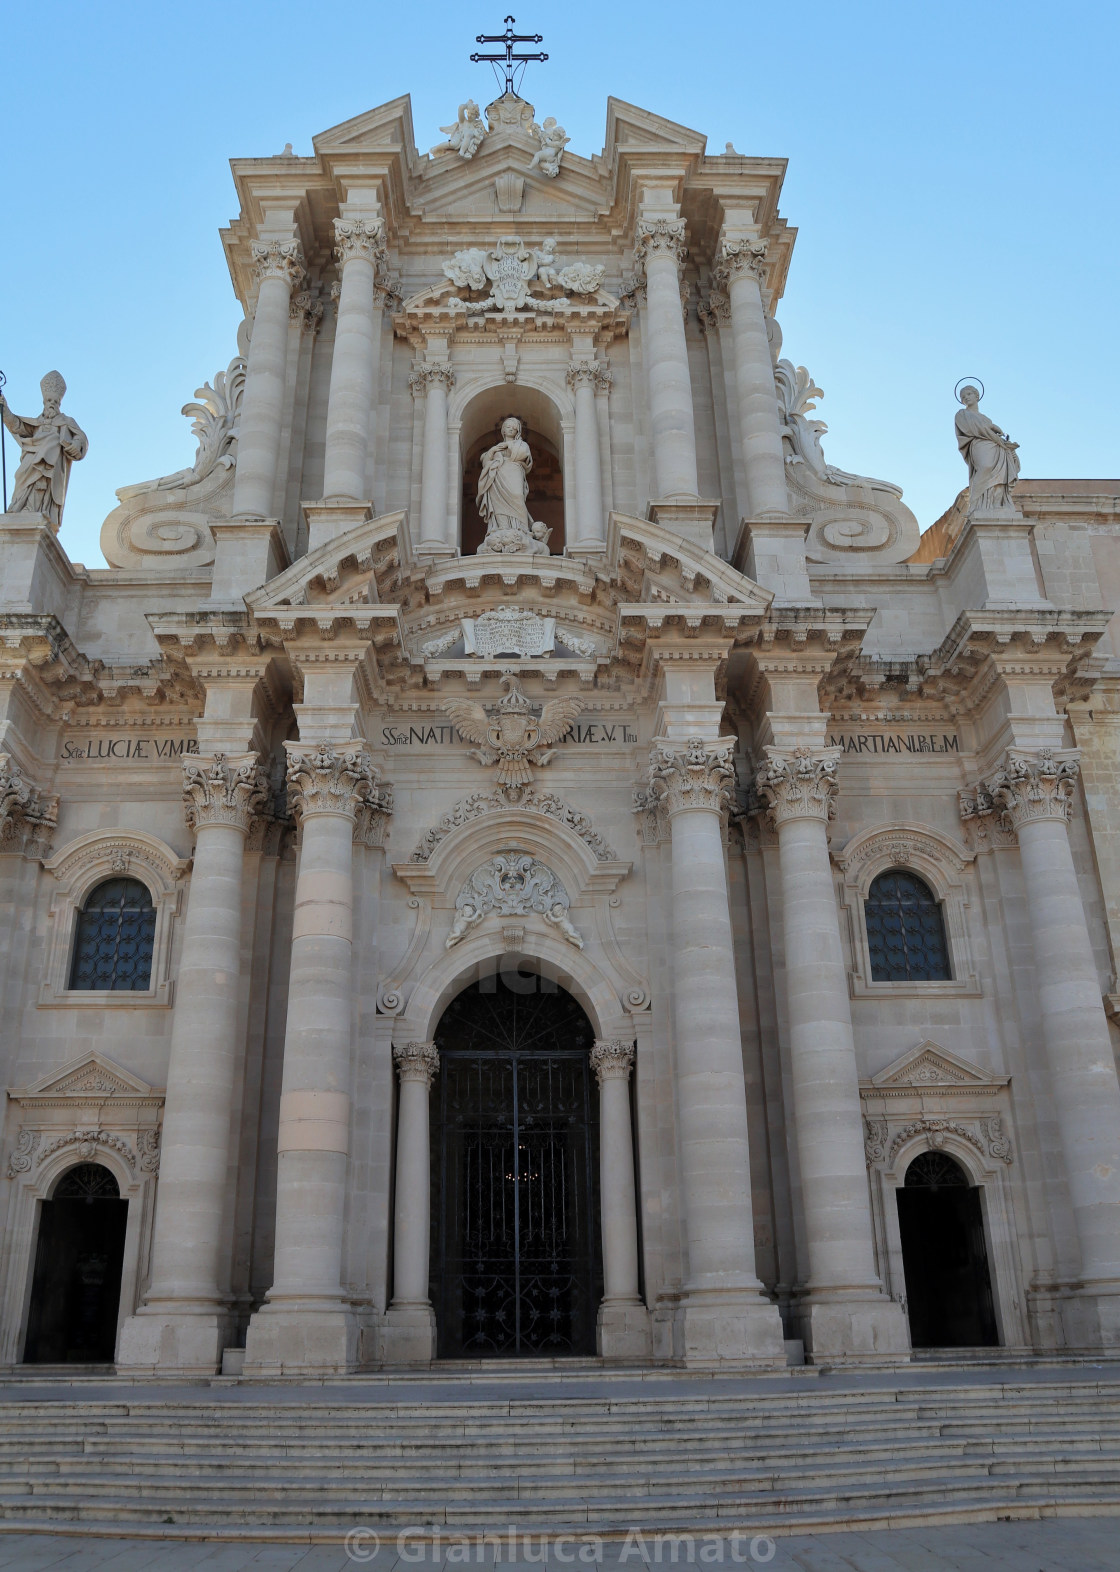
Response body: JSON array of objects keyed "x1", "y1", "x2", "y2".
[
  {"x1": 638, "y1": 220, "x2": 699, "y2": 500},
  {"x1": 569, "y1": 362, "x2": 607, "y2": 549},
  {"x1": 415, "y1": 367, "x2": 453, "y2": 550},
  {"x1": 391, "y1": 1043, "x2": 440, "y2": 1306},
  {"x1": 723, "y1": 243, "x2": 788, "y2": 519},
  {"x1": 592, "y1": 1042, "x2": 640, "y2": 1302},
  {"x1": 233, "y1": 242, "x2": 303, "y2": 519},
  {"x1": 322, "y1": 219, "x2": 383, "y2": 500}
]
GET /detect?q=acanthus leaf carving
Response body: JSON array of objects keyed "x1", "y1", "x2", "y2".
[
  {"x1": 250, "y1": 239, "x2": 305, "y2": 289},
  {"x1": 645, "y1": 737, "x2": 737, "y2": 817},
  {"x1": 634, "y1": 217, "x2": 687, "y2": 272},
  {"x1": 982, "y1": 746, "x2": 1080, "y2": 832},
  {"x1": 182, "y1": 752, "x2": 270, "y2": 834},
  {"x1": 0, "y1": 754, "x2": 58, "y2": 861},
  {"x1": 286, "y1": 744, "x2": 383, "y2": 822},
  {"x1": 393, "y1": 1040, "x2": 440, "y2": 1087},
  {"x1": 333, "y1": 216, "x2": 386, "y2": 267},
  {"x1": 755, "y1": 745, "x2": 840, "y2": 827},
  {"x1": 589, "y1": 1039, "x2": 635, "y2": 1084}
]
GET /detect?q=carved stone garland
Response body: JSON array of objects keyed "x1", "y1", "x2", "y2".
[{"x1": 411, "y1": 788, "x2": 617, "y2": 863}]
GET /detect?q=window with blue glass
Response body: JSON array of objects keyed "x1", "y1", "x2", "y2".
[
  {"x1": 865, "y1": 870, "x2": 951, "y2": 982},
  {"x1": 69, "y1": 878, "x2": 156, "y2": 991}
]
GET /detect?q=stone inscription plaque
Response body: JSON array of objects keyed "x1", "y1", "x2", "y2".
[
  {"x1": 827, "y1": 730, "x2": 960, "y2": 756},
  {"x1": 381, "y1": 717, "x2": 639, "y2": 748},
  {"x1": 60, "y1": 736, "x2": 200, "y2": 763}
]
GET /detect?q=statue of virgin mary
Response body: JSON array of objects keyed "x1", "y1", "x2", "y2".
[{"x1": 476, "y1": 418, "x2": 551, "y2": 555}]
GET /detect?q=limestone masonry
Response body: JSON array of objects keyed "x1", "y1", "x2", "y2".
[{"x1": 2, "y1": 87, "x2": 1120, "y2": 1377}]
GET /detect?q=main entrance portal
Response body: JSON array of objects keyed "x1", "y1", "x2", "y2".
[
  {"x1": 897, "y1": 1151, "x2": 999, "y2": 1348},
  {"x1": 430, "y1": 977, "x2": 601, "y2": 1357},
  {"x1": 24, "y1": 1163, "x2": 128, "y2": 1364}
]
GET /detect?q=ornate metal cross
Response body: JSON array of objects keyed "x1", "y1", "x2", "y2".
[{"x1": 471, "y1": 15, "x2": 548, "y2": 96}]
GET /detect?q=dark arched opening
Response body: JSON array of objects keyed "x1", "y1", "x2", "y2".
[
  {"x1": 69, "y1": 876, "x2": 156, "y2": 991},
  {"x1": 429, "y1": 975, "x2": 600, "y2": 1356},
  {"x1": 23, "y1": 1163, "x2": 128, "y2": 1364},
  {"x1": 865, "y1": 870, "x2": 951, "y2": 982},
  {"x1": 896, "y1": 1150, "x2": 998, "y2": 1348},
  {"x1": 461, "y1": 423, "x2": 565, "y2": 556}
]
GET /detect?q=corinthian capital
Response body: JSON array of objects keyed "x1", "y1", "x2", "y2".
[
  {"x1": 182, "y1": 752, "x2": 270, "y2": 834},
  {"x1": 635, "y1": 217, "x2": 688, "y2": 272},
  {"x1": 0, "y1": 755, "x2": 58, "y2": 860},
  {"x1": 393, "y1": 1040, "x2": 440, "y2": 1087},
  {"x1": 250, "y1": 239, "x2": 306, "y2": 289},
  {"x1": 714, "y1": 236, "x2": 768, "y2": 289},
  {"x1": 647, "y1": 737, "x2": 736, "y2": 816},
  {"x1": 333, "y1": 216, "x2": 386, "y2": 267},
  {"x1": 590, "y1": 1039, "x2": 635, "y2": 1085},
  {"x1": 408, "y1": 363, "x2": 455, "y2": 397},
  {"x1": 567, "y1": 358, "x2": 613, "y2": 394},
  {"x1": 980, "y1": 746, "x2": 1080, "y2": 832},
  {"x1": 755, "y1": 745, "x2": 840, "y2": 826},
  {"x1": 286, "y1": 743, "x2": 380, "y2": 821}
]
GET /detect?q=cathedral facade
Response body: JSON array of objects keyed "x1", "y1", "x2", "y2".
[{"x1": 2, "y1": 88, "x2": 1120, "y2": 1376}]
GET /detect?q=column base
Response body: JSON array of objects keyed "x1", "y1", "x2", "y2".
[
  {"x1": 671, "y1": 1288, "x2": 786, "y2": 1367},
  {"x1": 596, "y1": 1298, "x2": 653, "y2": 1359},
  {"x1": 800, "y1": 1294, "x2": 911, "y2": 1363},
  {"x1": 1062, "y1": 1285, "x2": 1120, "y2": 1350},
  {"x1": 242, "y1": 1299, "x2": 359, "y2": 1376},
  {"x1": 302, "y1": 499, "x2": 373, "y2": 555},
  {"x1": 380, "y1": 1301, "x2": 437, "y2": 1364},
  {"x1": 646, "y1": 498, "x2": 721, "y2": 554},
  {"x1": 116, "y1": 1304, "x2": 229, "y2": 1375}
]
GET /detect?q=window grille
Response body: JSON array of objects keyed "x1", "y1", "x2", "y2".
[
  {"x1": 865, "y1": 870, "x2": 951, "y2": 982},
  {"x1": 69, "y1": 877, "x2": 156, "y2": 991}
]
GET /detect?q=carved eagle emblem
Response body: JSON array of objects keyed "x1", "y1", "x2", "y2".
[{"x1": 444, "y1": 673, "x2": 583, "y2": 796}]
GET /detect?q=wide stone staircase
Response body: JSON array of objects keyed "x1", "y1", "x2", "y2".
[{"x1": 2, "y1": 1366, "x2": 1120, "y2": 1539}]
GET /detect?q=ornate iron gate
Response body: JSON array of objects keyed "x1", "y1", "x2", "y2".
[{"x1": 431, "y1": 979, "x2": 601, "y2": 1356}]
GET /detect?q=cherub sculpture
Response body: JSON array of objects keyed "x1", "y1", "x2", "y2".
[
  {"x1": 528, "y1": 117, "x2": 570, "y2": 178},
  {"x1": 444, "y1": 673, "x2": 583, "y2": 797},
  {"x1": 431, "y1": 100, "x2": 487, "y2": 160}
]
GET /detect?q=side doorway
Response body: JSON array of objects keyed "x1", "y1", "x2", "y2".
[
  {"x1": 896, "y1": 1151, "x2": 998, "y2": 1348},
  {"x1": 23, "y1": 1163, "x2": 128, "y2": 1364}
]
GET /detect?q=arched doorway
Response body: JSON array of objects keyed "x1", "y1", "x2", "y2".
[
  {"x1": 23, "y1": 1163, "x2": 128, "y2": 1363},
  {"x1": 430, "y1": 975, "x2": 601, "y2": 1356},
  {"x1": 896, "y1": 1151, "x2": 998, "y2": 1347}
]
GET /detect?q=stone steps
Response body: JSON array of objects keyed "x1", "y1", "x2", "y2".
[{"x1": 1, "y1": 1376, "x2": 1119, "y2": 1534}]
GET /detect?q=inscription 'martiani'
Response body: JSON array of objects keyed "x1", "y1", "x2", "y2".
[{"x1": 828, "y1": 731, "x2": 960, "y2": 756}]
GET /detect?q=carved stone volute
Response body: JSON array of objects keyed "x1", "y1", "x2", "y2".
[{"x1": 250, "y1": 239, "x2": 306, "y2": 290}]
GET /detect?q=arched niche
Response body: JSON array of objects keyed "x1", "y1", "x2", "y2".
[{"x1": 454, "y1": 385, "x2": 567, "y2": 556}]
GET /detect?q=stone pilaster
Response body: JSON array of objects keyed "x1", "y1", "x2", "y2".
[
  {"x1": 321, "y1": 218, "x2": 386, "y2": 506},
  {"x1": 756, "y1": 745, "x2": 910, "y2": 1359},
  {"x1": 244, "y1": 742, "x2": 385, "y2": 1374},
  {"x1": 969, "y1": 746, "x2": 1120, "y2": 1343},
  {"x1": 383, "y1": 1041, "x2": 440, "y2": 1364},
  {"x1": 411, "y1": 362, "x2": 456, "y2": 555},
  {"x1": 590, "y1": 1039, "x2": 651, "y2": 1357},
  {"x1": 647, "y1": 737, "x2": 786, "y2": 1364},
  {"x1": 118, "y1": 751, "x2": 269, "y2": 1373}
]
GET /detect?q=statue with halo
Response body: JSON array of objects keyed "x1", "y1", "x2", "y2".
[
  {"x1": 475, "y1": 418, "x2": 550, "y2": 555},
  {"x1": 1, "y1": 371, "x2": 88, "y2": 529},
  {"x1": 955, "y1": 382, "x2": 1020, "y2": 515}
]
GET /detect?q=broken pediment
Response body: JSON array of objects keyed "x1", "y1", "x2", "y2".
[
  {"x1": 245, "y1": 511, "x2": 412, "y2": 611},
  {"x1": 866, "y1": 1042, "x2": 1009, "y2": 1093}
]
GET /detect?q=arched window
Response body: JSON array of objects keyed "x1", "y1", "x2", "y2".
[
  {"x1": 865, "y1": 870, "x2": 951, "y2": 982},
  {"x1": 69, "y1": 878, "x2": 156, "y2": 991}
]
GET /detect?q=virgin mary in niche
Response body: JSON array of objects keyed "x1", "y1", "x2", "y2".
[{"x1": 476, "y1": 418, "x2": 552, "y2": 555}]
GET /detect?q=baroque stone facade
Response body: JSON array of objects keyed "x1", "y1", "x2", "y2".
[{"x1": 2, "y1": 87, "x2": 1120, "y2": 1375}]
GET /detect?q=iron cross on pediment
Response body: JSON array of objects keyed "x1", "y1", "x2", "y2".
[{"x1": 471, "y1": 16, "x2": 548, "y2": 96}]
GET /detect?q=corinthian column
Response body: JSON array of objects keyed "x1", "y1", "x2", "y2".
[
  {"x1": 322, "y1": 218, "x2": 385, "y2": 503},
  {"x1": 232, "y1": 240, "x2": 305, "y2": 521},
  {"x1": 567, "y1": 358, "x2": 610, "y2": 553},
  {"x1": 635, "y1": 217, "x2": 698, "y2": 501},
  {"x1": 383, "y1": 1041, "x2": 440, "y2": 1363},
  {"x1": 591, "y1": 1040, "x2": 652, "y2": 1356},
  {"x1": 756, "y1": 746, "x2": 909, "y2": 1358},
  {"x1": 411, "y1": 362, "x2": 456, "y2": 555},
  {"x1": 716, "y1": 237, "x2": 789, "y2": 520},
  {"x1": 118, "y1": 753, "x2": 268, "y2": 1372},
  {"x1": 244, "y1": 744, "x2": 389, "y2": 1374},
  {"x1": 646, "y1": 738, "x2": 785, "y2": 1363},
  {"x1": 979, "y1": 747, "x2": 1120, "y2": 1343}
]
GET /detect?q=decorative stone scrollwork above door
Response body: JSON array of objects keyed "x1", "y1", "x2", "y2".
[{"x1": 446, "y1": 849, "x2": 582, "y2": 949}]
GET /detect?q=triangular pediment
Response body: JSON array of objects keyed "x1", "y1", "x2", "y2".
[
  {"x1": 604, "y1": 98, "x2": 707, "y2": 156},
  {"x1": 868, "y1": 1041, "x2": 1008, "y2": 1091},
  {"x1": 13, "y1": 1052, "x2": 157, "y2": 1103},
  {"x1": 312, "y1": 94, "x2": 417, "y2": 156}
]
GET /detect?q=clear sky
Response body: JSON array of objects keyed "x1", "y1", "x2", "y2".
[{"x1": 3, "y1": 0, "x2": 1116, "y2": 568}]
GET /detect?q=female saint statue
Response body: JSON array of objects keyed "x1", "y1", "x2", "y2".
[
  {"x1": 475, "y1": 418, "x2": 551, "y2": 555},
  {"x1": 955, "y1": 385, "x2": 1020, "y2": 514}
]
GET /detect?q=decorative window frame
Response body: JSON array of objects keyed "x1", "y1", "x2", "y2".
[
  {"x1": 0, "y1": 1051, "x2": 163, "y2": 1365},
  {"x1": 38, "y1": 831, "x2": 189, "y2": 1008},
  {"x1": 860, "y1": 1040, "x2": 1026, "y2": 1349},
  {"x1": 835, "y1": 823, "x2": 980, "y2": 998}
]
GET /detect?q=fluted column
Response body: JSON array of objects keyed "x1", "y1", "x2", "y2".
[
  {"x1": 646, "y1": 739, "x2": 785, "y2": 1362},
  {"x1": 233, "y1": 240, "x2": 305, "y2": 520},
  {"x1": 118, "y1": 753, "x2": 268, "y2": 1372},
  {"x1": 979, "y1": 747, "x2": 1120, "y2": 1342},
  {"x1": 756, "y1": 746, "x2": 909, "y2": 1358},
  {"x1": 635, "y1": 217, "x2": 698, "y2": 501},
  {"x1": 567, "y1": 359, "x2": 610, "y2": 552},
  {"x1": 411, "y1": 363, "x2": 455, "y2": 553},
  {"x1": 245, "y1": 744, "x2": 389, "y2": 1373},
  {"x1": 716, "y1": 237, "x2": 789, "y2": 520},
  {"x1": 322, "y1": 218, "x2": 385, "y2": 501}
]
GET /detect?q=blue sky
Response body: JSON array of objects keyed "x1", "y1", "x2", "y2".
[{"x1": 3, "y1": 1, "x2": 1116, "y2": 568}]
